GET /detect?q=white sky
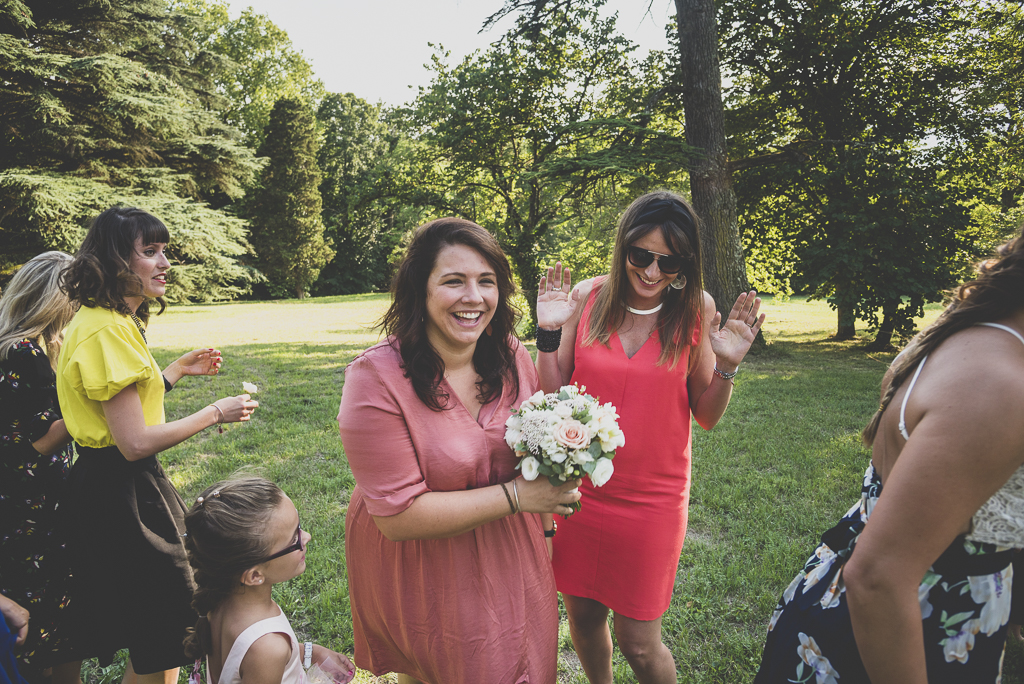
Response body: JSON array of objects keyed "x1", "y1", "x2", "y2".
[{"x1": 228, "y1": 0, "x2": 677, "y2": 107}]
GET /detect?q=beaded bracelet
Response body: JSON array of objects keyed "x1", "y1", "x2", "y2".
[
  {"x1": 535, "y1": 327, "x2": 562, "y2": 353},
  {"x1": 713, "y1": 365, "x2": 738, "y2": 381}
]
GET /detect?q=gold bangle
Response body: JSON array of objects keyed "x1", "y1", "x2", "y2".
[{"x1": 511, "y1": 478, "x2": 521, "y2": 513}]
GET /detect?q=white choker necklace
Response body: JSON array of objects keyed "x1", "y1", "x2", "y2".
[{"x1": 626, "y1": 303, "x2": 663, "y2": 315}]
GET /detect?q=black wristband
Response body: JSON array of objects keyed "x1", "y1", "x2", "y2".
[
  {"x1": 544, "y1": 521, "x2": 557, "y2": 538},
  {"x1": 535, "y1": 327, "x2": 562, "y2": 353},
  {"x1": 163, "y1": 375, "x2": 173, "y2": 393}
]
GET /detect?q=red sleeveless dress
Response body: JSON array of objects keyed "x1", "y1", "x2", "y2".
[{"x1": 551, "y1": 279, "x2": 698, "y2": 620}]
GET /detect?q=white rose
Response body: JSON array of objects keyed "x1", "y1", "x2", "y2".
[
  {"x1": 519, "y1": 390, "x2": 546, "y2": 411},
  {"x1": 242, "y1": 381, "x2": 258, "y2": 394},
  {"x1": 553, "y1": 402, "x2": 574, "y2": 418},
  {"x1": 504, "y1": 414, "x2": 523, "y2": 448},
  {"x1": 590, "y1": 458, "x2": 614, "y2": 487},
  {"x1": 597, "y1": 420, "x2": 625, "y2": 452},
  {"x1": 573, "y1": 448, "x2": 594, "y2": 463},
  {"x1": 520, "y1": 456, "x2": 540, "y2": 481}
]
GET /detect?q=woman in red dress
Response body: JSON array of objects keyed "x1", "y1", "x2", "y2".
[{"x1": 535, "y1": 191, "x2": 764, "y2": 683}]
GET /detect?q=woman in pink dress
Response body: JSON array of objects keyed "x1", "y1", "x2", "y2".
[
  {"x1": 338, "y1": 218, "x2": 581, "y2": 684},
  {"x1": 535, "y1": 191, "x2": 764, "y2": 683}
]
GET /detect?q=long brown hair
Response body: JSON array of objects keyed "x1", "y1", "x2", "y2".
[
  {"x1": 62, "y1": 206, "x2": 171, "y2": 323},
  {"x1": 0, "y1": 252, "x2": 76, "y2": 369},
  {"x1": 182, "y1": 477, "x2": 284, "y2": 659},
  {"x1": 584, "y1": 191, "x2": 704, "y2": 370},
  {"x1": 863, "y1": 224, "x2": 1024, "y2": 445},
  {"x1": 381, "y1": 217, "x2": 521, "y2": 411}
]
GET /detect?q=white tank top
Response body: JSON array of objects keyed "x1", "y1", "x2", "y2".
[
  {"x1": 898, "y1": 322, "x2": 1024, "y2": 546},
  {"x1": 207, "y1": 607, "x2": 305, "y2": 684}
]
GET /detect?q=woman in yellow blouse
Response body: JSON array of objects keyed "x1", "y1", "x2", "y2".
[{"x1": 56, "y1": 207, "x2": 259, "y2": 684}]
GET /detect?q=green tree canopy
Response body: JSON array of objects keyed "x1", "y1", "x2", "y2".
[
  {"x1": 721, "y1": 0, "x2": 984, "y2": 344},
  {"x1": 173, "y1": 0, "x2": 325, "y2": 148},
  {"x1": 403, "y1": 5, "x2": 692, "y2": 327},
  {"x1": 244, "y1": 97, "x2": 333, "y2": 299},
  {"x1": 313, "y1": 92, "x2": 400, "y2": 295},
  {"x1": 0, "y1": 0, "x2": 262, "y2": 301}
]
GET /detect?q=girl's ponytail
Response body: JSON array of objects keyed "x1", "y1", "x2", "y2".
[{"x1": 182, "y1": 477, "x2": 285, "y2": 657}]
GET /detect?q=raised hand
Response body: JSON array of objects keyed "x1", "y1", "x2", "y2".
[
  {"x1": 537, "y1": 262, "x2": 580, "y2": 331},
  {"x1": 708, "y1": 290, "x2": 765, "y2": 370},
  {"x1": 163, "y1": 349, "x2": 221, "y2": 387}
]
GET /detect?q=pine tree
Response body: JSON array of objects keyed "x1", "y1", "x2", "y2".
[
  {"x1": 0, "y1": 0, "x2": 261, "y2": 301},
  {"x1": 245, "y1": 97, "x2": 333, "y2": 299}
]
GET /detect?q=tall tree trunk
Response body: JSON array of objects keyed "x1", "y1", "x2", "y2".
[
  {"x1": 866, "y1": 303, "x2": 897, "y2": 351},
  {"x1": 835, "y1": 299, "x2": 856, "y2": 340},
  {"x1": 675, "y1": 0, "x2": 750, "y2": 316}
]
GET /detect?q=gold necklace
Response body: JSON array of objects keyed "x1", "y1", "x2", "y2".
[{"x1": 128, "y1": 310, "x2": 147, "y2": 344}]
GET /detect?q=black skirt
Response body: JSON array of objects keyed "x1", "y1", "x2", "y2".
[{"x1": 64, "y1": 446, "x2": 197, "y2": 674}]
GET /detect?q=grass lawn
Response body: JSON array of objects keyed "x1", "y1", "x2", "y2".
[{"x1": 79, "y1": 294, "x2": 1024, "y2": 684}]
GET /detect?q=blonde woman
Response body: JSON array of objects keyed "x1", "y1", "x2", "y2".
[{"x1": 0, "y1": 251, "x2": 81, "y2": 684}]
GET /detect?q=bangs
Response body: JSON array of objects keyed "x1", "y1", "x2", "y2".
[
  {"x1": 659, "y1": 222, "x2": 695, "y2": 260},
  {"x1": 136, "y1": 213, "x2": 171, "y2": 245}
]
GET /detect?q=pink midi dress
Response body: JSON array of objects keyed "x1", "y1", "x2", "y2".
[{"x1": 338, "y1": 338, "x2": 558, "y2": 684}]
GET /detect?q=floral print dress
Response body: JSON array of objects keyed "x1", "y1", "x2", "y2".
[
  {"x1": 755, "y1": 463, "x2": 1014, "y2": 684},
  {"x1": 0, "y1": 339, "x2": 75, "y2": 676}
]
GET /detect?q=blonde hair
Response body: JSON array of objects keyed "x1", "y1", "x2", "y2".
[
  {"x1": 0, "y1": 252, "x2": 76, "y2": 369},
  {"x1": 583, "y1": 191, "x2": 704, "y2": 370}
]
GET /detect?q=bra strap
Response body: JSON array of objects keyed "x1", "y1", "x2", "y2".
[
  {"x1": 898, "y1": 356, "x2": 928, "y2": 441},
  {"x1": 977, "y1": 322, "x2": 1024, "y2": 347},
  {"x1": 897, "y1": 323, "x2": 1023, "y2": 441}
]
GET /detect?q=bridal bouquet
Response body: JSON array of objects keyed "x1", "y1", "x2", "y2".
[{"x1": 505, "y1": 385, "x2": 624, "y2": 511}]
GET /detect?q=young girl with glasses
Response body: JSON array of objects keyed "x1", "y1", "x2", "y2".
[
  {"x1": 183, "y1": 477, "x2": 354, "y2": 684},
  {"x1": 535, "y1": 190, "x2": 765, "y2": 683}
]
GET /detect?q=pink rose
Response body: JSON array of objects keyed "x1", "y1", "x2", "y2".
[{"x1": 554, "y1": 418, "x2": 590, "y2": 451}]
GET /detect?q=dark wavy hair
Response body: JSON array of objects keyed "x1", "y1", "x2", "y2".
[
  {"x1": 863, "y1": 223, "x2": 1024, "y2": 445},
  {"x1": 381, "y1": 217, "x2": 522, "y2": 411},
  {"x1": 62, "y1": 206, "x2": 171, "y2": 323},
  {"x1": 182, "y1": 477, "x2": 284, "y2": 659},
  {"x1": 584, "y1": 190, "x2": 705, "y2": 371}
]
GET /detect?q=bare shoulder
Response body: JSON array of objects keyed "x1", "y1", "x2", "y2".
[
  {"x1": 564, "y1": 278, "x2": 599, "y2": 331},
  {"x1": 239, "y1": 632, "x2": 291, "y2": 684},
  {"x1": 918, "y1": 325, "x2": 1024, "y2": 429},
  {"x1": 573, "y1": 277, "x2": 597, "y2": 300},
  {"x1": 701, "y1": 290, "x2": 716, "y2": 318}
]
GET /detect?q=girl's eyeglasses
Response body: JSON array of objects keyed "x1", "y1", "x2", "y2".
[
  {"x1": 261, "y1": 522, "x2": 304, "y2": 562},
  {"x1": 626, "y1": 246, "x2": 688, "y2": 275}
]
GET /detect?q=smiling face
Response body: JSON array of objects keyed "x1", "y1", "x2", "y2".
[
  {"x1": 127, "y1": 237, "x2": 170, "y2": 301},
  {"x1": 259, "y1": 495, "x2": 310, "y2": 584},
  {"x1": 624, "y1": 228, "x2": 679, "y2": 309},
  {"x1": 424, "y1": 243, "x2": 499, "y2": 357}
]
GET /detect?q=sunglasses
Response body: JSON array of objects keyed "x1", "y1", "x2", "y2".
[
  {"x1": 261, "y1": 521, "x2": 304, "y2": 563},
  {"x1": 626, "y1": 246, "x2": 688, "y2": 275}
]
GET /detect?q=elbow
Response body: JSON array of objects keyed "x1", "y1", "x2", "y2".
[
  {"x1": 843, "y1": 552, "x2": 898, "y2": 611},
  {"x1": 372, "y1": 516, "x2": 413, "y2": 542},
  {"x1": 114, "y1": 439, "x2": 151, "y2": 462},
  {"x1": 692, "y1": 410, "x2": 722, "y2": 431},
  {"x1": 694, "y1": 416, "x2": 718, "y2": 431}
]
